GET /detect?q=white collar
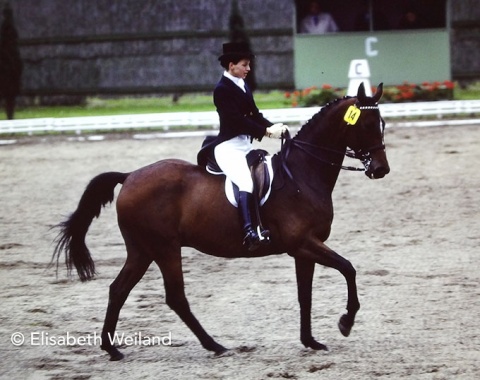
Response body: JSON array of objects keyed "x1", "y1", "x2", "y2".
[{"x1": 223, "y1": 71, "x2": 246, "y2": 92}]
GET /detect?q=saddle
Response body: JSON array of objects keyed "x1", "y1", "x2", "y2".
[{"x1": 205, "y1": 149, "x2": 272, "y2": 207}]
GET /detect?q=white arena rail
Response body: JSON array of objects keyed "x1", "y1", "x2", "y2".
[{"x1": 0, "y1": 100, "x2": 479, "y2": 136}]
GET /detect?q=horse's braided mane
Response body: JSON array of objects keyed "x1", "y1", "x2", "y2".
[{"x1": 295, "y1": 96, "x2": 353, "y2": 139}]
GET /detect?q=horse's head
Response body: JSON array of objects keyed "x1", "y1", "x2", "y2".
[{"x1": 344, "y1": 83, "x2": 390, "y2": 179}]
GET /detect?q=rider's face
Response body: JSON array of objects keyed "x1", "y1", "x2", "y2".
[{"x1": 228, "y1": 59, "x2": 251, "y2": 79}]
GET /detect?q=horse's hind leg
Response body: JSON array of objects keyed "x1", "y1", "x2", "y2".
[
  {"x1": 100, "y1": 246, "x2": 152, "y2": 361},
  {"x1": 155, "y1": 246, "x2": 227, "y2": 355}
]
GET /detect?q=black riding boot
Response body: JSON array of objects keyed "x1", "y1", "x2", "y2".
[{"x1": 238, "y1": 191, "x2": 269, "y2": 251}]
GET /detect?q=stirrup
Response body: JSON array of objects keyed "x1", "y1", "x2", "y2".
[
  {"x1": 256, "y1": 226, "x2": 270, "y2": 245},
  {"x1": 243, "y1": 229, "x2": 262, "y2": 251},
  {"x1": 243, "y1": 227, "x2": 270, "y2": 251}
]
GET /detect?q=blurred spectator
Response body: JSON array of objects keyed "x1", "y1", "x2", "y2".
[
  {"x1": 398, "y1": 9, "x2": 423, "y2": 29},
  {"x1": 328, "y1": 0, "x2": 369, "y2": 32},
  {"x1": 0, "y1": 3, "x2": 22, "y2": 120},
  {"x1": 372, "y1": 0, "x2": 403, "y2": 30},
  {"x1": 300, "y1": 0, "x2": 339, "y2": 34}
]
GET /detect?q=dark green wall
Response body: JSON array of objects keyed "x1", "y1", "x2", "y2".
[
  {"x1": 6, "y1": 0, "x2": 479, "y2": 100},
  {"x1": 11, "y1": 0, "x2": 294, "y2": 98}
]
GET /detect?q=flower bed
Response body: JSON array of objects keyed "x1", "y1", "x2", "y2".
[
  {"x1": 284, "y1": 81, "x2": 456, "y2": 107},
  {"x1": 284, "y1": 85, "x2": 343, "y2": 107},
  {"x1": 382, "y1": 81, "x2": 455, "y2": 103}
]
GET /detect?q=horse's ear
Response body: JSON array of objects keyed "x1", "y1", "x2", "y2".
[
  {"x1": 357, "y1": 82, "x2": 367, "y2": 102},
  {"x1": 373, "y1": 83, "x2": 383, "y2": 103}
]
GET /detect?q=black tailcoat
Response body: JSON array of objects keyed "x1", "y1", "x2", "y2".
[{"x1": 197, "y1": 75, "x2": 272, "y2": 167}]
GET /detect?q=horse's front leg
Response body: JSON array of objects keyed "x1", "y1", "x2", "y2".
[{"x1": 292, "y1": 240, "x2": 360, "y2": 345}]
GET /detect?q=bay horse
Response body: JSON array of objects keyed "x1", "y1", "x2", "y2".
[{"x1": 53, "y1": 83, "x2": 389, "y2": 361}]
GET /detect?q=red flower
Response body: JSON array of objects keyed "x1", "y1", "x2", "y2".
[
  {"x1": 444, "y1": 80, "x2": 455, "y2": 89},
  {"x1": 401, "y1": 91, "x2": 415, "y2": 99}
]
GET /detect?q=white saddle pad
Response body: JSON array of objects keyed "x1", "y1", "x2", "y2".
[{"x1": 207, "y1": 156, "x2": 274, "y2": 208}]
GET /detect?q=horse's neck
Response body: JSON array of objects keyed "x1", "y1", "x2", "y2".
[
  {"x1": 291, "y1": 141, "x2": 345, "y2": 194},
  {"x1": 302, "y1": 98, "x2": 351, "y2": 142},
  {"x1": 289, "y1": 103, "x2": 349, "y2": 192}
]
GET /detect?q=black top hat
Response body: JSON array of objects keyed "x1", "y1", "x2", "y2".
[{"x1": 218, "y1": 42, "x2": 255, "y2": 62}]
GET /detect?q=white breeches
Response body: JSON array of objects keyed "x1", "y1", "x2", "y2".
[{"x1": 214, "y1": 135, "x2": 253, "y2": 193}]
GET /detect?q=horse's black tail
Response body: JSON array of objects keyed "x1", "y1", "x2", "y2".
[{"x1": 52, "y1": 172, "x2": 129, "y2": 282}]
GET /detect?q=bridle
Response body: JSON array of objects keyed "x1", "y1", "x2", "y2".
[
  {"x1": 279, "y1": 103, "x2": 386, "y2": 185},
  {"x1": 347, "y1": 103, "x2": 386, "y2": 171}
]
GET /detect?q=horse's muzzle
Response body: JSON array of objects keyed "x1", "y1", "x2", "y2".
[
  {"x1": 367, "y1": 165, "x2": 390, "y2": 179},
  {"x1": 364, "y1": 150, "x2": 390, "y2": 179},
  {"x1": 365, "y1": 160, "x2": 390, "y2": 179}
]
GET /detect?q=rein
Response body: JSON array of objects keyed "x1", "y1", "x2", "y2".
[
  {"x1": 278, "y1": 138, "x2": 365, "y2": 191},
  {"x1": 285, "y1": 139, "x2": 366, "y2": 172},
  {"x1": 278, "y1": 103, "x2": 385, "y2": 187}
]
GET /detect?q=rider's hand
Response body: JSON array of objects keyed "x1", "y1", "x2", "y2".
[{"x1": 266, "y1": 123, "x2": 289, "y2": 139}]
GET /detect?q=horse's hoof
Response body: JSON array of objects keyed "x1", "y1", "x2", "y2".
[
  {"x1": 338, "y1": 314, "x2": 354, "y2": 337},
  {"x1": 310, "y1": 341, "x2": 328, "y2": 351},
  {"x1": 214, "y1": 348, "x2": 234, "y2": 357},
  {"x1": 103, "y1": 346, "x2": 124, "y2": 361},
  {"x1": 302, "y1": 338, "x2": 328, "y2": 351},
  {"x1": 109, "y1": 351, "x2": 125, "y2": 361},
  {"x1": 214, "y1": 344, "x2": 229, "y2": 356},
  {"x1": 203, "y1": 340, "x2": 229, "y2": 356}
]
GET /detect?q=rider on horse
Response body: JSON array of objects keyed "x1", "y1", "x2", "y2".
[{"x1": 197, "y1": 42, "x2": 289, "y2": 251}]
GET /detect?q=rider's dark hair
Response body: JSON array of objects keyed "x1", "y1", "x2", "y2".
[{"x1": 219, "y1": 56, "x2": 250, "y2": 70}]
